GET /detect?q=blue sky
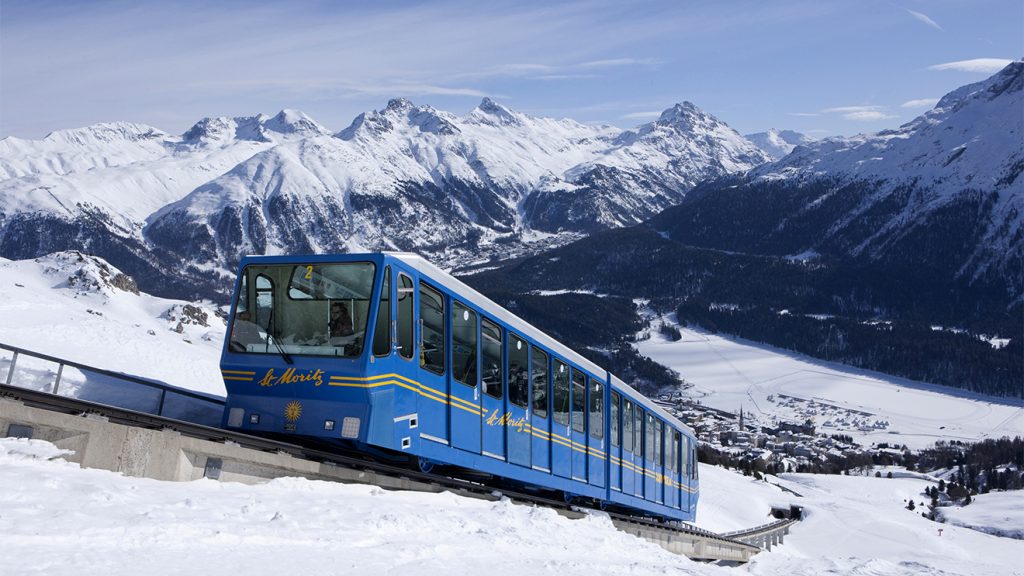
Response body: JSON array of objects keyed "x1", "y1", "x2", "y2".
[{"x1": 1, "y1": 0, "x2": 1020, "y2": 139}]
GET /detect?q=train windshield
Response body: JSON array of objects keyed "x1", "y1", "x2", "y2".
[{"x1": 228, "y1": 262, "x2": 376, "y2": 358}]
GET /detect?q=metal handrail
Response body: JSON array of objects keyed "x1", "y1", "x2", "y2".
[
  {"x1": 0, "y1": 341, "x2": 224, "y2": 419},
  {"x1": 721, "y1": 517, "x2": 797, "y2": 538}
]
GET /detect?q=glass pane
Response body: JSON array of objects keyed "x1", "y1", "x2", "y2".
[
  {"x1": 419, "y1": 283, "x2": 445, "y2": 375},
  {"x1": 372, "y1": 267, "x2": 391, "y2": 357},
  {"x1": 229, "y1": 262, "x2": 377, "y2": 358},
  {"x1": 452, "y1": 301, "x2": 477, "y2": 386},
  {"x1": 160, "y1": 392, "x2": 223, "y2": 427},
  {"x1": 508, "y1": 333, "x2": 529, "y2": 408},
  {"x1": 397, "y1": 274, "x2": 414, "y2": 359},
  {"x1": 634, "y1": 407, "x2": 643, "y2": 455},
  {"x1": 6, "y1": 354, "x2": 61, "y2": 392},
  {"x1": 553, "y1": 360, "x2": 569, "y2": 425},
  {"x1": 681, "y1": 436, "x2": 690, "y2": 477},
  {"x1": 531, "y1": 346, "x2": 548, "y2": 418},
  {"x1": 623, "y1": 400, "x2": 633, "y2": 451},
  {"x1": 655, "y1": 420, "x2": 663, "y2": 466},
  {"x1": 481, "y1": 319, "x2": 502, "y2": 398},
  {"x1": 611, "y1": 392, "x2": 620, "y2": 447},
  {"x1": 0, "y1": 348, "x2": 13, "y2": 385},
  {"x1": 571, "y1": 369, "x2": 586, "y2": 433},
  {"x1": 646, "y1": 413, "x2": 655, "y2": 461},
  {"x1": 589, "y1": 380, "x2": 603, "y2": 439},
  {"x1": 75, "y1": 368, "x2": 163, "y2": 413}
]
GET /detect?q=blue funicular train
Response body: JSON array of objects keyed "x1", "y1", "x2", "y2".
[{"x1": 220, "y1": 252, "x2": 699, "y2": 521}]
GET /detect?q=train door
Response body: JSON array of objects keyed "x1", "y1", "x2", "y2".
[
  {"x1": 480, "y1": 318, "x2": 505, "y2": 461},
  {"x1": 586, "y1": 377, "x2": 605, "y2": 487},
  {"x1": 621, "y1": 399, "x2": 634, "y2": 494},
  {"x1": 570, "y1": 369, "x2": 587, "y2": 482},
  {"x1": 633, "y1": 407, "x2": 645, "y2": 498},
  {"x1": 551, "y1": 359, "x2": 572, "y2": 478},
  {"x1": 506, "y1": 332, "x2": 531, "y2": 467},
  {"x1": 609, "y1": 391, "x2": 621, "y2": 492},
  {"x1": 449, "y1": 300, "x2": 481, "y2": 453},
  {"x1": 530, "y1": 346, "x2": 550, "y2": 472},
  {"x1": 417, "y1": 282, "x2": 448, "y2": 446},
  {"x1": 654, "y1": 419, "x2": 664, "y2": 504},
  {"x1": 644, "y1": 412, "x2": 657, "y2": 499},
  {"x1": 672, "y1": 430, "x2": 682, "y2": 510}
]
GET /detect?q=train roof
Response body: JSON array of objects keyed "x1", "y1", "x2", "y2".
[{"x1": 387, "y1": 252, "x2": 693, "y2": 436}]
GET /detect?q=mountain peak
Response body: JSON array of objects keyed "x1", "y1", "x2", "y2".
[
  {"x1": 385, "y1": 98, "x2": 415, "y2": 112},
  {"x1": 657, "y1": 102, "x2": 704, "y2": 124},
  {"x1": 471, "y1": 97, "x2": 520, "y2": 126},
  {"x1": 264, "y1": 109, "x2": 328, "y2": 136}
]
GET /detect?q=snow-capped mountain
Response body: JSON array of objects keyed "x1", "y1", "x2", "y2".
[
  {"x1": 744, "y1": 129, "x2": 815, "y2": 160},
  {"x1": 0, "y1": 99, "x2": 768, "y2": 299},
  {"x1": 654, "y1": 60, "x2": 1024, "y2": 303}
]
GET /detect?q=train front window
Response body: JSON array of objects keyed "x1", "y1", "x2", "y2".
[{"x1": 228, "y1": 262, "x2": 376, "y2": 358}]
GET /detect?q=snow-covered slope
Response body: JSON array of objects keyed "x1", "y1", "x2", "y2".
[
  {"x1": 656, "y1": 60, "x2": 1024, "y2": 298},
  {"x1": 744, "y1": 129, "x2": 815, "y2": 160},
  {"x1": 0, "y1": 99, "x2": 769, "y2": 300},
  {"x1": 2, "y1": 437, "x2": 1020, "y2": 576},
  {"x1": 0, "y1": 252, "x2": 225, "y2": 394}
]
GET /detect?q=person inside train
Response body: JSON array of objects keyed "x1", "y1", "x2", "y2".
[{"x1": 329, "y1": 301, "x2": 354, "y2": 338}]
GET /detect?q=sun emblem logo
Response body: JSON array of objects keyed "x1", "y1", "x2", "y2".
[{"x1": 284, "y1": 401, "x2": 303, "y2": 422}]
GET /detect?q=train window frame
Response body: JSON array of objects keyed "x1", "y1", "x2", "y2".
[
  {"x1": 589, "y1": 378, "x2": 603, "y2": 440},
  {"x1": 623, "y1": 399, "x2": 633, "y2": 452},
  {"x1": 508, "y1": 332, "x2": 530, "y2": 409},
  {"x1": 654, "y1": 419, "x2": 663, "y2": 467},
  {"x1": 396, "y1": 273, "x2": 414, "y2": 361},
  {"x1": 531, "y1": 345, "x2": 548, "y2": 419},
  {"x1": 645, "y1": 413, "x2": 655, "y2": 462},
  {"x1": 419, "y1": 282, "x2": 446, "y2": 376},
  {"x1": 451, "y1": 299, "x2": 478, "y2": 388},
  {"x1": 571, "y1": 369, "x2": 586, "y2": 434},
  {"x1": 632, "y1": 401, "x2": 641, "y2": 454},
  {"x1": 610, "y1": 391, "x2": 620, "y2": 448},
  {"x1": 552, "y1": 359, "x2": 570, "y2": 426},
  {"x1": 481, "y1": 317, "x2": 503, "y2": 400},
  {"x1": 372, "y1": 266, "x2": 391, "y2": 357},
  {"x1": 672, "y1": 431, "x2": 680, "y2": 474},
  {"x1": 681, "y1": 436, "x2": 689, "y2": 479}
]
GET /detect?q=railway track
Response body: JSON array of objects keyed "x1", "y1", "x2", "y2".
[{"x1": 0, "y1": 381, "x2": 771, "y2": 561}]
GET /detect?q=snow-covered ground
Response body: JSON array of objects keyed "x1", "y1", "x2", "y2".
[
  {"x1": 0, "y1": 253, "x2": 226, "y2": 396},
  {"x1": 1, "y1": 437, "x2": 1021, "y2": 576},
  {"x1": 937, "y1": 491, "x2": 1024, "y2": 540},
  {"x1": 637, "y1": 316, "x2": 1024, "y2": 450}
]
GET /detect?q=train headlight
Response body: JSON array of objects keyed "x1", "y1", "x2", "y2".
[
  {"x1": 341, "y1": 417, "x2": 360, "y2": 438},
  {"x1": 324, "y1": 419, "x2": 335, "y2": 431},
  {"x1": 249, "y1": 413, "x2": 260, "y2": 425}
]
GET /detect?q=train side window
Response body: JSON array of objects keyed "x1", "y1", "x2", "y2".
[
  {"x1": 553, "y1": 360, "x2": 569, "y2": 425},
  {"x1": 645, "y1": 413, "x2": 655, "y2": 462},
  {"x1": 693, "y1": 446, "x2": 699, "y2": 479},
  {"x1": 419, "y1": 283, "x2": 445, "y2": 375},
  {"x1": 571, "y1": 369, "x2": 586, "y2": 433},
  {"x1": 531, "y1": 346, "x2": 548, "y2": 418},
  {"x1": 508, "y1": 333, "x2": 529, "y2": 408},
  {"x1": 610, "y1": 392, "x2": 620, "y2": 447},
  {"x1": 372, "y1": 267, "x2": 391, "y2": 357},
  {"x1": 681, "y1": 436, "x2": 689, "y2": 478},
  {"x1": 481, "y1": 318, "x2": 503, "y2": 399},
  {"x1": 452, "y1": 300, "x2": 477, "y2": 387},
  {"x1": 589, "y1": 379, "x2": 603, "y2": 439},
  {"x1": 654, "y1": 420, "x2": 663, "y2": 467},
  {"x1": 634, "y1": 406, "x2": 643, "y2": 457},
  {"x1": 672, "y1": 431, "x2": 680, "y2": 475},
  {"x1": 397, "y1": 274, "x2": 414, "y2": 360},
  {"x1": 623, "y1": 400, "x2": 633, "y2": 452}
]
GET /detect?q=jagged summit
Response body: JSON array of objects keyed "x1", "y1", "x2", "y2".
[
  {"x1": 263, "y1": 109, "x2": 329, "y2": 136},
  {"x1": 745, "y1": 129, "x2": 815, "y2": 160}
]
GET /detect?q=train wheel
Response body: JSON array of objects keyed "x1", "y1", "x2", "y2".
[
  {"x1": 417, "y1": 457, "x2": 435, "y2": 474},
  {"x1": 562, "y1": 491, "x2": 575, "y2": 505}
]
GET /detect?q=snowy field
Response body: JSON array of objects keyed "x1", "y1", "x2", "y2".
[
  {"x1": 637, "y1": 316, "x2": 1024, "y2": 450},
  {"x1": 1, "y1": 437, "x2": 1021, "y2": 576},
  {"x1": 936, "y1": 491, "x2": 1024, "y2": 539}
]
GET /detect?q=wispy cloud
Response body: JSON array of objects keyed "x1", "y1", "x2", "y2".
[
  {"x1": 928, "y1": 58, "x2": 1014, "y2": 73},
  {"x1": 820, "y1": 105, "x2": 896, "y2": 121},
  {"x1": 620, "y1": 111, "x2": 662, "y2": 120},
  {"x1": 901, "y1": 98, "x2": 939, "y2": 108},
  {"x1": 580, "y1": 58, "x2": 656, "y2": 68},
  {"x1": 788, "y1": 112, "x2": 820, "y2": 117},
  {"x1": 906, "y1": 9, "x2": 943, "y2": 31}
]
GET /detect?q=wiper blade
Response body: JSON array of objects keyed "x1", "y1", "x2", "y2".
[{"x1": 266, "y1": 307, "x2": 294, "y2": 365}]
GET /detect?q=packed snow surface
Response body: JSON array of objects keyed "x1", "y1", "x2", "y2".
[
  {"x1": 937, "y1": 491, "x2": 1024, "y2": 539},
  {"x1": 1, "y1": 437, "x2": 1021, "y2": 576},
  {"x1": 636, "y1": 317, "x2": 1024, "y2": 450}
]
